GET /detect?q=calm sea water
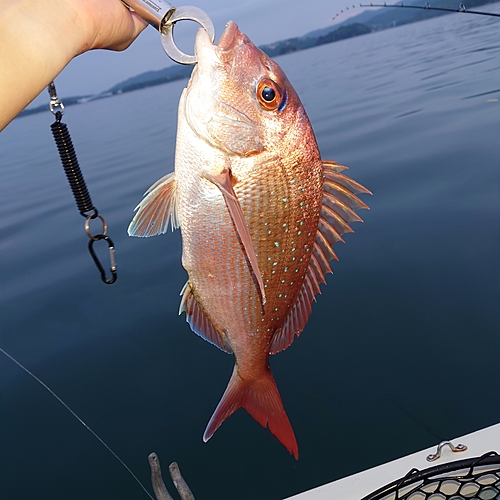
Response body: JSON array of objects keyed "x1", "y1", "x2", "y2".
[{"x1": 1, "y1": 6, "x2": 499, "y2": 499}]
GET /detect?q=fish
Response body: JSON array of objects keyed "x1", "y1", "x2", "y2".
[{"x1": 128, "y1": 20, "x2": 371, "y2": 459}]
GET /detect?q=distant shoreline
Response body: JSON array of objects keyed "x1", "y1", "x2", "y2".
[
  {"x1": 20, "y1": 22, "x2": 372, "y2": 118},
  {"x1": 19, "y1": 0, "x2": 497, "y2": 118}
]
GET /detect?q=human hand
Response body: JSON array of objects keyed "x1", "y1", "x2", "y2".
[
  {"x1": 0, "y1": 0, "x2": 148, "y2": 130},
  {"x1": 65, "y1": 0, "x2": 148, "y2": 53}
]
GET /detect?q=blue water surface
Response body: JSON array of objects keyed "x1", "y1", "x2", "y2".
[{"x1": 1, "y1": 5, "x2": 499, "y2": 499}]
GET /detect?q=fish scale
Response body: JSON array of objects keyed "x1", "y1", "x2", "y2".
[
  {"x1": 248, "y1": 165, "x2": 323, "y2": 325},
  {"x1": 128, "y1": 20, "x2": 370, "y2": 459}
]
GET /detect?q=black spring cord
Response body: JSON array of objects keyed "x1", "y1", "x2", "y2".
[
  {"x1": 51, "y1": 113, "x2": 95, "y2": 217},
  {"x1": 48, "y1": 82, "x2": 117, "y2": 284}
]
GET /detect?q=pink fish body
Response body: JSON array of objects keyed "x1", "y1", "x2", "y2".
[{"x1": 129, "y1": 21, "x2": 370, "y2": 459}]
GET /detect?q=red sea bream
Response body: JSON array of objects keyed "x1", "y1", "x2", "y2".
[{"x1": 128, "y1": 21, "x2": 370, "y2": 459}]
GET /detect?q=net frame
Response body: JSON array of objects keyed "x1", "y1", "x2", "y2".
[{"x1": 360, "y1": 452, "x2": 500, "y2": 500}]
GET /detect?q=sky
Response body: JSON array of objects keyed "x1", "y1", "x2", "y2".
[{"x1": 37, "y1": 0, "x2": 366, "y2": 102}]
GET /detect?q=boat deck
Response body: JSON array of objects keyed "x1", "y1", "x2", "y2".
[{"x1": 286, "y1": 423, "x2": 500, "y2": 499}]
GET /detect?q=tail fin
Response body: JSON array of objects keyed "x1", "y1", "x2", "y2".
[{"x1": 203, "y1": 366, "x2": 299, "y2": 459}]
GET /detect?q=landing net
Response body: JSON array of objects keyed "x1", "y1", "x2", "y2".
[{"x1": 361, "y1": 452, "x2": 500, "y2": 500}]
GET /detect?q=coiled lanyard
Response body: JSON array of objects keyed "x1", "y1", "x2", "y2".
[
  {"x1": 48, "y1": 82, "x2": 117, "y2": 285},
  {"x1": 47, "y1": 1, "x2": 214, "y2": 284}
]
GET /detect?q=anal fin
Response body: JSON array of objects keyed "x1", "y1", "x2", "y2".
[{"x1": 179, "y1": 282, "x2": 232, "y2": 354}]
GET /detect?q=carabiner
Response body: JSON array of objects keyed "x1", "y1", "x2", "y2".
[{"x1": 88, "y1": 235, "x2": 117, "y2": 285}]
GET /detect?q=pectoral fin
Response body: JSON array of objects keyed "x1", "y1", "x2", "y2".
[
  {"x1": 203, "y1": 168, "x2": 266, "y2": 305},
  {"x1": 128, "y1": 172, "x2": 178, "y2": 237}
]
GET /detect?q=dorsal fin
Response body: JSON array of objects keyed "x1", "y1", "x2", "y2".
[
  {"x1": 179, "y1": 281, "x2": 233, "y2": 354},
  {"x1": 269, "y1": 160, "x2": 370, "y2": 355},
  {"x1": 203, "y1": 168, "x2": 266, "y2": 306},
  {"x1": 128, "y1": 172, "x2": 178, "y2": 237}
]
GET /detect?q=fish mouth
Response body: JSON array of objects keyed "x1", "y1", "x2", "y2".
[
  {"x1": 193, "y1": 20, "x2": 242, "y2": 70},
  {"x1": 217, "y1": 21, "x2": 240, "y2": 51}
]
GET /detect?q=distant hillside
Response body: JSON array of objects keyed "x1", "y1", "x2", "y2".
[
  {"x1": 318, "y1": 0, "x2": 497, "y2": 32},
  {"x1": 259, "y1": 23, "x2": 371, "y2": 57},
  {"x1": 109, "y1": 22, "x2": 371, "y2": 87},
  {"x1": 107, "y1": 65, "x2": 191, "y2": 94},
  {"x1": 304, "y1": 10, "x2": 380, "y2": 39},
  {"x1": 19, "y1": 0, "x2": 498, "y2": 118},
  {"x1": 108, "y1": 0, "x2": 496, "y2": 90}
]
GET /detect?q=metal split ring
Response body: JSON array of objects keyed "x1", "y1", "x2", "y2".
[
  {"x1": 121, "y1": 1, "x2": 214, "y2": 65},
  {"x1": 161, "y1": 6, "x2": 215, "y2": 64},
  {"x1": 85, "y1": 214, "x2": 107, "y2": 240}
]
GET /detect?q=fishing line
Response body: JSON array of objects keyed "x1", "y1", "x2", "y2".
[{"x1": 0, "y1": 347, "x2": 155, "y2": 500}]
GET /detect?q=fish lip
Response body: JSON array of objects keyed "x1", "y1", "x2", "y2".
[
  {"x1": 193, "y1": 20, "x2": 241, "y2": 66},
  {"x1": 217, "y1": 21, "x2": 240, "y2": 51}
]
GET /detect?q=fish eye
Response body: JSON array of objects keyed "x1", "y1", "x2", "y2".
[
  {"x1": 257, "y1": 79, "x2": 282, "y2": 111},
  {"x1": 262, "y1": 86, "x2": 275, "y2": 102}
]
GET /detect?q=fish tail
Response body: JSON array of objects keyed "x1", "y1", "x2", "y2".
[{"x1": 203, "y1": 366, "x2": 299, "y2": 459}]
